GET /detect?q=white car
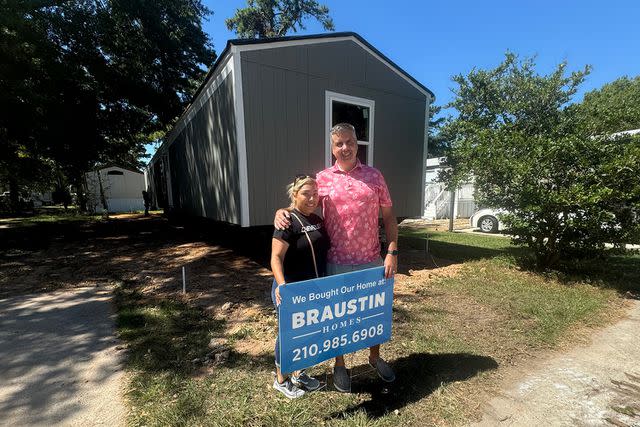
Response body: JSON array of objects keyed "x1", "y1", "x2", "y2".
[{"x1": 470, "y1": 208, "x2": 506, "y2": 233}]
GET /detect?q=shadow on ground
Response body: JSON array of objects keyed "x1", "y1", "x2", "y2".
[
  {"x1": 323, "y1": 352, "x2": 498, "y2": 420},
  {"x1": 0, "y1": 215, "x2": 276, "y2": 310},
  {"x1": 399, "y1": 233, "x2": 640, "y2": 295},
  {"x1": 0, "y1": 287, "x2": 124, "y2": 425}
]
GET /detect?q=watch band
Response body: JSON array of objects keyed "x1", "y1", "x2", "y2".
[{"x1": 388, "y1": 249, "x2": 399, "y2": 256}]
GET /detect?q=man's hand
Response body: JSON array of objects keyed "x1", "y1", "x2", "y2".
[
  {"x1": 275, "y1": 284, "x2": 282, "y2": 305},
  {"x1": 274, "y1": 209, "x2": 291, "y2": 230},
  {"x1": 380, "y1": 206, "x2": 398, "y2": 279},
  {"x1": 384, "y1": 253, "x2": 397, "y2": 279}
]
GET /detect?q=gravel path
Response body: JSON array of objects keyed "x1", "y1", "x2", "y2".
[
  {"x1": 0, "y1": 286, "x2": 126, "y2": 426},
  {"x1": 471, "y1": 300, "x2": 640, "y2": 427}
]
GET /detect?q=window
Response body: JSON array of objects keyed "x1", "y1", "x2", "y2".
[
  {"x1": 107, "y1": 170, "x2": 124, "y2": 176},
  {"x1": 325, "y1": 92, "x2": 375, "y2": 167},
  {"x1": 332, "y1": 101, "x2": 370, "y2": 141}
]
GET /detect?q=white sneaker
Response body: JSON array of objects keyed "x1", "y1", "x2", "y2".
[{"x1": 273, "y1": 378, "x2": 305, "y2": 399}]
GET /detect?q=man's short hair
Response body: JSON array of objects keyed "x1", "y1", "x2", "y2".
[{"x1": 330, "y1": 123, "x2": 356, "y2": 137}]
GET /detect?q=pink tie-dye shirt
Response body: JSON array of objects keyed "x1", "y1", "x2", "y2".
[{"x1": 316, "y1": 160, "x2": 393, "y2": 265}]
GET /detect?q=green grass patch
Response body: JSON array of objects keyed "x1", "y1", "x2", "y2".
[
  {"x1": 401, "y1": 230, "x2": 623, "y2": 345},
  {"x1": 400, "y1": 229, "x2": 640, "y2": 293},
  {"x1": 0, "y1": 208, "x2": 101, "y2": 228},
  {"x1": 555, "y1": 253, "x2": 640, "y2": 293},
  {"x1": 116, "y1": 230, "x2": 633, "y2": 426},
  {"x1": 115, "y1": 287, "x2": 228, "y2": 426},
  {"x1": 400, "y1": 230, "x2": 528, "y2": 266},
  {"x1": 432, "y1": 261, "x2": 617, "y2": 346}
]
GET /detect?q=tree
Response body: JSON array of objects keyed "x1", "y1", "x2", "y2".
[
  {"x1": 0, "y1": 0, "x2": 215, "y2": 211},
  {"x1": 226, "y1": 0, "x2": 334, "y2": 39},
  {"x1": 0, "y1": 0, "x2": 59, "y2": 210},
  {"x1": 574, "y1": 76, "x2": 640, "y2": 135},
  {"x1": 442, "y1": 53, "x2": 640, "y2": 267},
  {"x1": 426, "y1": 105, "x2": 450, "y2": 158}
]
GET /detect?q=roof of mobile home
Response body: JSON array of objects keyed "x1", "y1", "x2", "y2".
[{"x1": 150, "y1": 32, "x2": 435, "y2": 165}]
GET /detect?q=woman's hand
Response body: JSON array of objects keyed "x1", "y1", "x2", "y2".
[{"x1": 275, "y1": 284, "x2": 283, "y2": 305}]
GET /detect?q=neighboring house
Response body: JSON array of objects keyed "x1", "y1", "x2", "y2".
[
  {"x1": 423, "y1": 129, "x2": 640, "y2": 221},
  {"x1": 423, "y1": 157, "x2": 476, "y2": 219},
  {"x1": 146, "y1": 32, "x2": 435, "y2": 226},
  {"x1": 85, "y1": 166, "x2": 145, "y2": 213}
]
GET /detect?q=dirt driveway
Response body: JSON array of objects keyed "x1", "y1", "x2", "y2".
[
  {"x1": 472, "y1": 300, "x2": 640, "y2": 427},
  {"x1": 0, "y1": 286, "x2": 125, "y2": 426}
]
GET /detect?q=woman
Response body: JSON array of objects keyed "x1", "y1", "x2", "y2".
[{"x1": 271, "y1": 174, "x2": 329, "y2": 399}]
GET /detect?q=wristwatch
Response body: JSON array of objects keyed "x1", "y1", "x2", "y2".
[{"x1": 388, "y1": 249, "x2": 399, "y2": 256}]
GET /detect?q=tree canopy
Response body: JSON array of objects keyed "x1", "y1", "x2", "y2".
[
  {"x1": 427, "y1": 105, "x2": 449, "y2": 158},
  {"x1": 574, "y1": 75, "x2": 640, "y2": 135},
  {"x1": 226, "y1": 0, "x2": 334, "y2": 39},
  {"x1": 442, "y1": 54, "x2": 640, "y2": 267},
  {"x1": 0, "y1": 0, "x2": 215, "y2": 210}
]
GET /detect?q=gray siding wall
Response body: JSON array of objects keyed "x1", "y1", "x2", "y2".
[
  {"x1": 241, "y1": 40, "x2": 428, "y2": 224},
  {"x1": 168, "y1": 76, "x2": 241, "y2": 223}
]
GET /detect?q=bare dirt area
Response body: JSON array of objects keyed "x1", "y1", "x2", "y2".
[
  {"x1": 2, "y1": 214, "x2": 637, "y2": 426},
  {"x1": 0, "y1": 214, "x2": 465, "y2": 346},
  {"x1": 0, "y1": 286, "x2": 126, "y2": 426},
  {"x1": 0, "y1": 214, "x2": 284, "y2": 355},
  {"x1": 0, "y1": 214, "x2": 273, "y2": 303},
  {"x1": 400, "y1": 217, "x2": 471, "y2": 232},
  {"x1": 471, "y1": 300, "x2": 640, "y2": 427}
]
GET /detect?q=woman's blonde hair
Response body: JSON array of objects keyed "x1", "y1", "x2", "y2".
[{"x1": 287, "y1": 175, "x2": 317, "y2": 209}]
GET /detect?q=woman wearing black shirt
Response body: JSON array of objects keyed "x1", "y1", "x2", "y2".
[{"x1": 270, "y1": 175, "x2": 329, "y2": 399}]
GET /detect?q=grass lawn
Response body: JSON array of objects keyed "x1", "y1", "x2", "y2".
[
  {"x1": 114, "y1": 226, "x2": 636, "y2": 426},
  {"x1": 0, "y1": 207, "x2": 101, "y2": 227}
]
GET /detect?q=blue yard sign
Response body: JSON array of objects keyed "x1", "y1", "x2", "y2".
[{"x1": 278, "y1": 266, "x2": 394, "y2": 373}]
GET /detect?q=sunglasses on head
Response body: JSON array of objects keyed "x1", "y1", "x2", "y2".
[{"x1": 294, "y1": 174, "x2": 312, "y2": 184}]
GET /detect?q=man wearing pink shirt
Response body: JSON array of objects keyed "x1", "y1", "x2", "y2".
[{"x1": 275, "y1": 123, "x2": 398, "y2": 392}]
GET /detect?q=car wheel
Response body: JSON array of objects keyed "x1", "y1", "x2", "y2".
[{"x1": 479, "y1": 215, "x2": 499, "y2": 233}]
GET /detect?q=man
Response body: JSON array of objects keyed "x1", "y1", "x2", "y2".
[{"x1": 275, "y1": 123, "x2": 398, "y2": 392}]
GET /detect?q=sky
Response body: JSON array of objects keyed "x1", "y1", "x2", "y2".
[
  {"x1": 203, "y1": 0, "x2": 640, "y2": 104},
  {"x1": 147, "y1": 0, "x2": 640, "y2": 157}
]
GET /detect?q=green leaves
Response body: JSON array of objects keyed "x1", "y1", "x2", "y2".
[
  {"x1": 1, "y1": 0, "x2": 215, "y2": 209},
  {"x1": 443, "y1": 54, "x2": 640, "y2": 267},
  {"x1": 226, "y1": 0, "x2": 335, "y2": 39},
  {"x1": 576, "y1": 76, "x2": 640, "y2": 135}
]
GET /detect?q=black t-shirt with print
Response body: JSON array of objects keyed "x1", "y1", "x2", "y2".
[{"x1": 273, "y1": 209, "x2": 329, "y2": 283}]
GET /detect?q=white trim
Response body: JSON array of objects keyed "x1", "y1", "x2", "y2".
[
  {"x1": 231, "y1": 47, "x2": 251, "y2": 227},
  {"x1": 324, "y1": 91, "x2": 375, "y2": 168},
  {"x1": 234, "y1": 37, "x2": 354, "y2": 52},
  {"x1": 420, "y1": 100, "x2": 430, "y2": 218},
  {"x1": 235, "y1": 36, "x2": 431, "y2": 98}
]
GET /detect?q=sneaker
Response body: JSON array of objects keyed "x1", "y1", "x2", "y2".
[
  {"x1": 333, "y1": 365, "x2": 351, "y2": 392},
  {"x1": 273, "y1": 378, "x2": 305, "y2": 399},
  {"x1": 369, "y1": 357, "x2": 396, "y2": 382},
  {"x1": 291, "y1": 370, "x2": 321, "y2": 391}
]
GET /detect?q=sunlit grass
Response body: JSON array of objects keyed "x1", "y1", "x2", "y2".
[{"x1": 114, "y1": 229, "x2": 633, "y2": 426}]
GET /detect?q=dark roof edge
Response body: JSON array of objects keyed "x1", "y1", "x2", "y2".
[
  {"x1": 190, "y1": 31, "x2": 435, "y2": 120},
  {"x1": 151, "y1": 31, "x2": 435, "y2": 165},
  {"x1": 228, "y1": 32, "x2": 435, "y2": 100}
]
